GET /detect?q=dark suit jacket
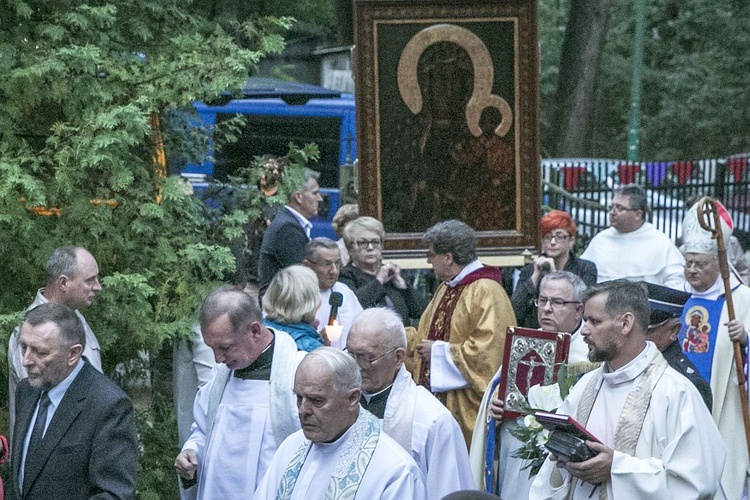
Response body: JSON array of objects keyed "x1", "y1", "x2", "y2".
[
  {"x1": 9, "y1": 360, "x2": 138, "y2": 500},
  {"x1": 258, "y1": 206, "x2": 309, "y2": 297},
  {"x1": 662, "y1": 340, "x2": 713, "y2": 410}
]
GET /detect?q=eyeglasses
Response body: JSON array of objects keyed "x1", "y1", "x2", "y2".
[
  {"x1": 534, "y1": 297, "x2": 582, "y2": 309},
  {"x1": 344, "y1": 347, "x2": 397, "y2": 368},
  {"x1": 610, "y1": 203, "x2": 638, "y2": 213},
  {"x1": 683, "y1": 258, "x2": 716, "y2": 271},
  {"x1": 354, "y1": 238, "x2": 382, "y2": 249},
  {"x1": 542, "y1": 232, "x2": 570, "y2": 243},
  {"x1": 308, "y1": 260, "x2": 341, "y2": 271}
]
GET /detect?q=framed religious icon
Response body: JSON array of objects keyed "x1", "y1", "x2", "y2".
[
  {"x1": 498, "y1": 327, "x2": 571, "y2": 419},
  {"x1": 353, "y1": 0, "x2": 540, "y2": 256}
]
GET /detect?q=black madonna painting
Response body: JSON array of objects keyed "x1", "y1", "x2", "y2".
[{"x1": 354, "y1": 0, "x2": 540, "y2": 253}]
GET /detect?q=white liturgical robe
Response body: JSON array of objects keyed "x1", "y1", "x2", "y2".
[
  {"x1": 580, "y1": 223, "x2": 685, "y2": 288},
  {"x1": 254, "y1": 413, "x2": 427, "y2": 500},
  {"x1": 380, "y1": 366, "x2": 474, "y2": 499},
  {"x1": 182, "y1": 331, "x2": 302, "y2": 499},
  {"x1": 529, "y1": 342, "x2": 726, "y2": 500}
]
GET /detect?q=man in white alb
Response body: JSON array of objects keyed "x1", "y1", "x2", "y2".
[
  {"x1": 679, "y1": 199, "x2": 750, "y2": 500},
  {"x1": 471, "y1": 271, "x2": 592, "y2": 498},
  {"x1": 529, "y1": 280, "x2": 725, "y2": 499},
  {"x1": 174, "y1": 287, "x2": 303, "y2": 498},
  {"x1": 580, "y1": 184, "x2": 684, "y2": 288},
  {"x1": 346, "y1": 308, "x2": 474, "y2": 499},
  {"x1": 254, "y1": 347, "x2": 426, "y2": 499}
]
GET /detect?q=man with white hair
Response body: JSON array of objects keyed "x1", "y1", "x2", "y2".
[
  {"x1": 254, "y1": 347, "x2": 426, "y2": 499},
  {"x1": 346, "y1": 308, "x2": 474, "y2": 499},
  {"x1": 679, "y1": 199, "x2": 750, "y2": 500},
  {"x1": 471, "y1": 271, "x2": 590, "y2": 497}
]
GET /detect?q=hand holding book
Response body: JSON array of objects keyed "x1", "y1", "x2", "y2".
[{"x1": 534, "y1": 411, "x2": 600, "y2": 463}]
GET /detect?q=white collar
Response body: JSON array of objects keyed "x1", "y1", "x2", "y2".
[
  {"x1": 284, "y1": 205, "x2": 312, "y2": 231},
  {"x1": 446, "y1": 259, "x2": 483, "y2": 288},
  {"x1": 361, "y1": 383, "x2": 393, "y2": 403},
  {"x1": 686, "y1": 276, "x2": 727, "y2": 300},
  {"x1": 602, "y1": 341, "x2": 656, "y2": 386}
]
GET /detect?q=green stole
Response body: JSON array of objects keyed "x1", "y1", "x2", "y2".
[{"x1": 276, "y1": 410, "x2": 381, "y2": 500}]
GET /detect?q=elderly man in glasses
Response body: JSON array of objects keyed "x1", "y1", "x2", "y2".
[
  {"x1": 345, "y1": 308, "x2": 474, "y2": 500},
  {"x1": 677, "y1": 200, "x2": 750, "y2": 500},
  {"x1": 471, "y1": 271, "x2": 591, "y2": 497},
  {"x1": 303, "y1": 237, "x2": 363, "y2": 348},
  {"x1": 580, "y1": 183, "x2": 684, "y2": 287}
]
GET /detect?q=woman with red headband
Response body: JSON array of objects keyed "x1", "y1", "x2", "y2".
[{"x1": 510, "y1": 210, "x2": 598, "y2": 328}]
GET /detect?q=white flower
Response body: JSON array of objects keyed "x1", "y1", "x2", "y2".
[
  {"x1": 523, "y1": 415, "x2": 542, "y2": 431},
  {"x1": 527, "y1": 383, "x2": 563, "y2": 411},
  {"x1": 536, "y1": 429, "x2": 550, "y2": 446}
]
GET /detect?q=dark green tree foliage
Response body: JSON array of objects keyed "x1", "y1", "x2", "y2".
[
  {"x1": 0, "y1": 2, "x2": 309, "y2": 495},
  {"x1": 191, "y1": 0, "x2": 337, "y2": 41},
  {"x1": 0, "y1": 0, "x2": 293, "y2": 360},
  {"x1": 539, "y1": 0, "x2": 750, "y2": 159}
]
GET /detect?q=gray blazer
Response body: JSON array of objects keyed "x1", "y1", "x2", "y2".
[{"x1": 9, "y1": 360, "x2": 138, "y2": 500}]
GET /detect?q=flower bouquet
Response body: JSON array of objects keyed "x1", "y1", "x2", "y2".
[{"x1": 508, "y1": 362, "x2": 578, "y2": 477}]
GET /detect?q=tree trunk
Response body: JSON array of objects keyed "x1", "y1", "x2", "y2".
[{"x1": 550, "y1": 0, "x2": 613, "y2": 156}]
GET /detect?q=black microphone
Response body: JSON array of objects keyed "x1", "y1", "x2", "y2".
[{"x1": 328, "y1": 292, "x2": 343, "y2": 326}]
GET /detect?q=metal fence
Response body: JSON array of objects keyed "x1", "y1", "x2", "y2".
[{"x1": 541, "y1": 154, "x2": 750, "y2": 250}]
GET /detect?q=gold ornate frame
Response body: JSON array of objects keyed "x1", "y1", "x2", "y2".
[{"x1": 354, "y1": 0, "x2": 540, "y2": 257}]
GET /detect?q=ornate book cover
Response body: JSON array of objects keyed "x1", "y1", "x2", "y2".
[{"x1": 497, "y1": 326, "x2": 571, "y2": 419}]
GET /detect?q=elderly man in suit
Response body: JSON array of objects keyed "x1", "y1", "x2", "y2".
[
  {"x1": 8, "y1": 246, "x2": 104, "y2": 433},
  {"x1": 9, "y1": 302, "x2": 138, "y2": 500},
  {"x1": 258, "y1": 168, "x2": 323, "y2": 299}
]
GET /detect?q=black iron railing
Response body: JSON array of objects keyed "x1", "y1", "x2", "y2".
[{"x1": 542, "y1": 154, "x2": 750, "y2": 249}]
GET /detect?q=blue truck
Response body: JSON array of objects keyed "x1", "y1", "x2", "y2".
[{"x1": 181, "y1": 77, "x2": 357, "y2": 239}]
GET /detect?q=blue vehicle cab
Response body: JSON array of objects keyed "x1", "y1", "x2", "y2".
[{"x1": 181, "y1": 77, "x2": 357, "y2": 240}]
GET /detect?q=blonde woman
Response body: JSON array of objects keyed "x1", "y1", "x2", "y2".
[{"x1": 263, "y1": 265, "x2": 325, "y2": 351}]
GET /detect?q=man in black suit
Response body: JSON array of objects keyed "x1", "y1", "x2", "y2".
[
  {"x1": 9, "y1": 303, "x2": 138, "y2": 500},
  {"x1": 258, "y1": 168, "x2": 323, "y2": 298}
]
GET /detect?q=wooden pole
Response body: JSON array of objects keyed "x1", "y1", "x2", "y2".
[{"x1": 697, "y1": 197, "x2": 750, "y2": 458}]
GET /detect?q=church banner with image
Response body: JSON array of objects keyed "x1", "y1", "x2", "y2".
[{"x1": 354, "y1": 0, "x2": 540, "y2": 255}]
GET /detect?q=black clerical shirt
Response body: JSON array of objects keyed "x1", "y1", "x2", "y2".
[
  {"x1": 359, "y1": 385, "x2": 393, "y2": 419},
  {"x1": 234, "y1": 337, "x2": 275, "y2": 381}
]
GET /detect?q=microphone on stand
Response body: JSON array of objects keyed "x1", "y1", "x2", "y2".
[{"x1": 328, "y1": 292, "x2": 343, "y2": 326}]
